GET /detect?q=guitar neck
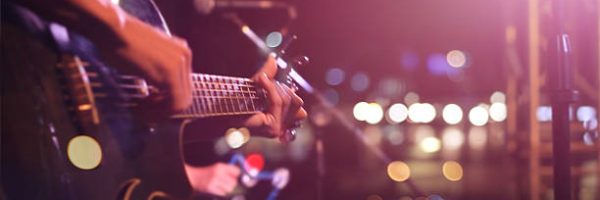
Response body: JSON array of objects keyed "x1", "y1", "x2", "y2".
[
  {"x1": 117, "y1": 73, "x2": 266, "y2": 119},
  {"x1": 174, "y1": 73, "x2": 266, "y2": 119}
]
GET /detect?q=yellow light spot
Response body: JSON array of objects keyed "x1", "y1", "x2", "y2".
[
  {"x1": 387, "y1": 161, "x2": 411, "y2": 182},
  {"x1": 67, "y1": 135, "x2": 102, "y2": 170},
  {"x1": 241, "y1": 26, "x2": 251, "y2": 34},
  {"x1": 419, "y1": 136, "x2": 441, "y2": 153},
  {"x1": 442, "y1": 161, "x2": 464, "y2": 181},
  {"x1": 78, "y1": 104, "x2": 92, "y2": 111}
]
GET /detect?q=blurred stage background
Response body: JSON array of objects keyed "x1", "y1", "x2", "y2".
[{"x1": 155, "y1": 0, "x2": 600, "y2": 199}]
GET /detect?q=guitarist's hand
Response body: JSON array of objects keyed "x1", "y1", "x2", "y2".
[
  {"x1": 243, "y1": 56, "x2": 307, "y2": 138},
  {"x1": 100, "y1": 14, "x2": 193, "y2": 113},
  {"x1": 184, "y1": 163, "x2": 241, "y2": 197},
  {"x1": 22, "y1": 0, "x2": 194, "y2": 113}
]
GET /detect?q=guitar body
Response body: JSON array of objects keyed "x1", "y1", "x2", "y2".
[{"x1": 2, "y1": 1, "x2": 193, "y2": 199}]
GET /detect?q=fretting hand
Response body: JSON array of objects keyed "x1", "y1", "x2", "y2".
[{"x1": 242, "y1": 56, "x2": 307, "y2": 139}]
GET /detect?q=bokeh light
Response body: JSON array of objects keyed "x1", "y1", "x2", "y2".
[
  {"x1": 365, "y1": 103, "x2": 384, "y2": 124},
  {"x1": 404, "y1": 92, "x2": 420, "y2": 106},
  {"x1": 536, "y1": 106, "x2": 552, "y2": 122},
  {"x1": 323, "y1": 88, "x2": 340, "y2": 105},
  {"x1": 351, "y1": 72, "x2": 370, "y2": 92},
  {"x1": 265, "y1": 31, "x2": 283, "y2": 48},
  {"x1": 420, "y1": 136, "x2": 441, "y2": 153},
  {"x1": 468, "y1": 127, "x2": 488, "y2": 150},
  {"x1": 225, "y1": 128, "x2": 250, "y2": 149},
  {"x1": 442, "y1": 104, "x2": 463, "y2": 125},
  {"x1": 400, "y1": 51, "x2": 419, "y2": 71},
  {"x1": 442, "y1": 161, "x2": 464, "y2": 181},
  {"x1": 490, "y1": 91, "x2": 506, "y2": 103},
  {"x1": 442, "y1": 128, "x2": 465, "y2": 151},
  {"x1": 387, "y1": 103, "x2": 409, "y2": 123},
  {"x1": 576, "y1": 106, "x2": 597, "y2": 122},
  {"x1": 446, "y1": 50, "x2": 467, "y2": 68},
  {"x1": 408, "y1": 103, "x2": 436, "y2": 123},
  {"x1": 468, "y1": 105, "x2": 489, "y2": 126},
  {"x1": 325, "y1": 68, "x2": 345, "y2": 86},
  {"x1": 353, "y1": 102, "x2": 369, "y2": 121},
  {"x1": 387, "y1": 161, "x2": 411, "y2": 182},
  {"x1": 427, "y1": 53, "x2": 451, "y2": 76},
  {"x1": 489, "y1": 102, "x2": 507, "y2": 122}
]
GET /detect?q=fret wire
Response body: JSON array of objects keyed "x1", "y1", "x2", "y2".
[
  {"x1": 247, "y1": 86, "x2": 257, "y2": 112},
  {"x1": 233, "y1": 79, "x2": 243, "y2": 114},
  {"x1": 192, "y1": 95, "x2": 259, "y2": 99},
  {"x1": 192, "y1": 75, "x2": 201, "y2": 116},
  {"x1": 210, "y1": 76, "x2": 219, "y2": 114},
  {"x1": 218, "y1": 77, "x2": 229, "y2": 114},
  {"x1": 225, "y1": 78, "x2": 234, "y2": 114},
  {"x1": 202, "y1": 76, "x2": 211, "y2": 114},
  {"x1": 191, "y1": 82, "x2": 256, "y2": 90},
  {"x1": 191, "y1": 89, "x2": 257, "y2": 95},
  {"x1": 187, "y1": 75, "x2": 195, "y2": 115}
]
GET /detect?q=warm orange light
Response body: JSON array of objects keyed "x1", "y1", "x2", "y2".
[
  {"x1": 387, "y1": 161, "x2": 411, "y2": 182},
  {"x1": 442, "y1": 161, "x2": 464, "y2": 181}
]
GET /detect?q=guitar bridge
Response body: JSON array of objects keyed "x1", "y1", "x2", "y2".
[{"x1": 57, "y1": 54, "x2": 100, "y2": 126}]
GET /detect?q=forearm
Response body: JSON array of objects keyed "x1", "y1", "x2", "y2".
[{"x1": 17, "y1": 0, "x2": 127, "y2": 47}]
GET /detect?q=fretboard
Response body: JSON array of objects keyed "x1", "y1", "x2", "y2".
[{"x1": 173, "y1": 74, "x2": 266, "y2": 118}]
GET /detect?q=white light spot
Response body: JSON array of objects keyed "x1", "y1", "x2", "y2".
[
  {"x1": 353, "y1": 102, "x2": 369, "y2": 121},
  {"x1": 537, "y1": 106, "x2": 552, "y2": 122},
  {"x1": 442, "y1": 104, "x2": 463, "y2": 125},
  {"x1": 469, "y1": 105, "x2": 489, "y2": 126},
  {"x1": 408, "y1": 103, "x2": 436, "y2": 123},
  {"x1": 489, "y1": 102, "x2": 507, "y2": 122},
  {"x1": 420, "y1": 136, "x2": 441, "y2": 153},
  {"x1": 576, "y1": 106, "x2": 597, "y2": 122},
  {"x1": 446, "y1": 50, "x2": 467, "y2": 68},
  {"x1": 365, "y1": 103, "x2": 384, "y2": 124},
  {"x1": 490, "y1": 91, "x2": 506, "y2": 103},
  {"x1": 225, "y1": 128, "x2": 250, "y2": 149},
  {"x1": 387, "y1": 103, "x2": 409, "y2": 123}
]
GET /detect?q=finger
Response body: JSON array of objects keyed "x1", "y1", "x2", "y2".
[
  {"x1": 256, "y1": 54, "x2": 278, "y2": 79},
  {"x1": 295, "y1": 107, "x2": 308, "y2": 121},
  {"x1": 208, "y1": 184, "x2": 227, "y2": 197},
  {"x1": 274, "y1": 83, "x2": 293, "y2": 134},
  {"x1": 166, "y1": 55, "x2": 192, "y2": 112},
  {"x1": 212, "y1": 174, "x2": 238, "y2": 195},
  {"x1": 225, "y1": 165, "x2": 241, "y2": 177},
  {"x1": 257, "y1": 74, "x2": 283, "y2": 132}
]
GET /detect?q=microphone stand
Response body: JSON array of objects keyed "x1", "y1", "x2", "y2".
[
  {"x1": 223, "y1": 13, "x2": 425, "y2": 197},
  {"x1": 548, "y1": 0, "x2": 577, "y2": 199}
]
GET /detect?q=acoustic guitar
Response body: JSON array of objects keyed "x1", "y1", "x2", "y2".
[{"x1": 1, "y1": 0, "x2": 296, "y2": 199}]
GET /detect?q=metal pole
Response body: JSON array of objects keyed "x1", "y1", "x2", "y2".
[{"x1": 549, "y1": 0, "x2": 577, "y2": 198}]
